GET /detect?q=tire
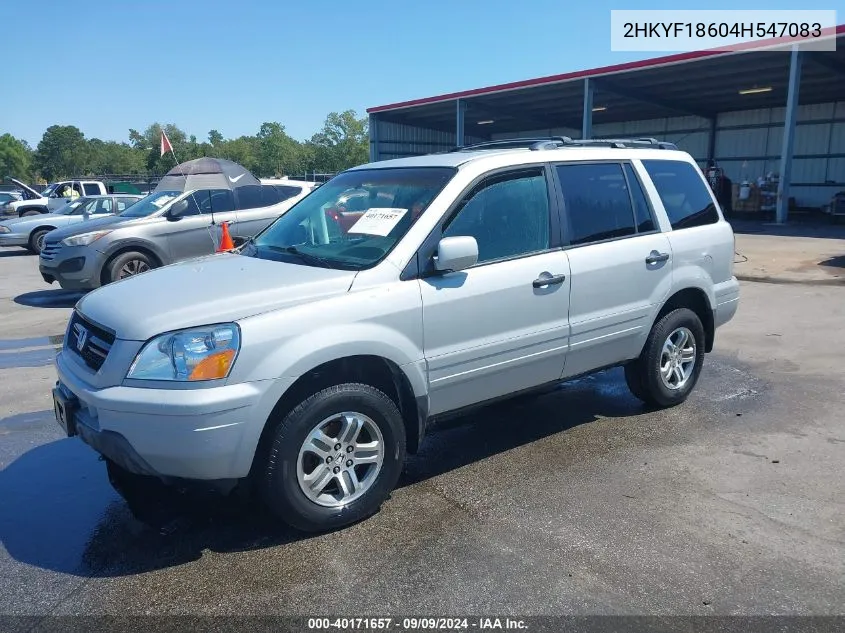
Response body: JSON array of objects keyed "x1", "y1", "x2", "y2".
[
  {"x1": 106, "y1": 251, "x2": 156, "y2": 283},
  {"x1": 262, "y1": 383, "x2": 406, "y2": 533},
  {"x1": 626, "y1": 308, "x2": 706, "y2": 408},
  {"x1": 27, "y1": 229, "x2": 50, "y2": 255},
  {"x1": 21, "y1": 209, "x2": 41, "y2": 217}
]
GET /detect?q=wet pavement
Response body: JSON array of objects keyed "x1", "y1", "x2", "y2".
[{"x1": 0, "y1": 252, "x2": 843, "y2": 617}]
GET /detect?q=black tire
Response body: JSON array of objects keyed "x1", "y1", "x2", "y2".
[
  {"x1": 106, "y1": 251, "x2": 156, "y2": 283},
  {"x1": 20, "y1": 209, "x2": 41, "y2": 217},
  {"x1": 623, "y1": 361, "x2": 650, "y2": 403},
  {"x1": 262, "y1": 383, "x2": 406, "y2": 533},
  {"x1": 626, "y1": 308, "x2": 706, "y2": 408},
  {"x1": 27, "y1": 229, "x2": 50, "y2": 255}
]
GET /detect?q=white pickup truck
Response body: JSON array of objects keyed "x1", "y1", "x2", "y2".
[{"x1": 6, "y1": 178, "x2": 108, "y2": 217}]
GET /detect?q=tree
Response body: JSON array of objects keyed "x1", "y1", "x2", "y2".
[
  {"x1": 86, "y1": 139, "x2": 144, "y2": 175},
  {"x1": 256, "y1": 122, "x2": 302, "y2": 177},
  {"x1": 208, "y1": 129, "x2": 224, "y2": 146},
  {"x1": 308, "y1": 110, "x2": 368, "y2": 172},
  {"x1": 0, "y1": 134, "x2": 32, "y2": 180},
  {"x1": 33, "y1": 125, "x2": 88, "y2": 180}
]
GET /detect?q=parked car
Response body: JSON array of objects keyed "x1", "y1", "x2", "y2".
[
  {"x1": 6, "y1": 178, "x2": 109, "y2": 217},
  {"x1": 50, "y1": 137, "x2": 739, "y2": 533},
  {"x1": 0, "y1": 191, "x2": 23, "y2": 215},
  {"x1": 0, "y1": 194, "x2": 142, "y2": 254},
  {"x1": 39, "y1": 179, "x2": 315, "y2": 290}
]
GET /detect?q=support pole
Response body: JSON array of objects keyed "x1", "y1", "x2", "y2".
[
  {"x1": 456, "y1": 99, "x2": 466, "y2": 148},
  {"x1": 582, "y1": 78, "x2": 593, "y2": 139},
  {"x1": 369, "y1": 113, "x2": 379, "y2": 162},
  {"x1": 707, "y1": 117, "x2": 717, "y2": 162},
  {"x1": 776, "y1": 46, "x2": 802, "y2": 224}
]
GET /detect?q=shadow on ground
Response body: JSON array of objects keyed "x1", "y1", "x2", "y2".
[
  {"x1": 0, "y1": 370, "x2": 647, "y2": 579},
  {"x1": 730, "y1": 219, "x2": 845, "y2": 240},
  {"x1": 14, "y1": 290, "x2": 84, "y2": 309},
  {"x1": 818, "y1": 255, "x2": 845, "y2": 269},
  {"x1": 0, "y1": 249, "x2": 32, "y2": 258}
]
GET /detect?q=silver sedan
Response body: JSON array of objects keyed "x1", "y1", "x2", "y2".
[{"x1": 0, "y1": 194, "x2": 142, "y2": 254}]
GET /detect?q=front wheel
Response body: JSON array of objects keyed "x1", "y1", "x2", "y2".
[
  {"x1": 262, "y1": 383, "x2": 406, "y2": 533},
  {"x1": 28, "y1": 229, "x2": 50, "y2": 254},
  {"x1": 106, "y1": 251, "x2": 156, "y2": 284},
  {"x1": 625, "y1": 308, "x2": 706, "y2": 408}
]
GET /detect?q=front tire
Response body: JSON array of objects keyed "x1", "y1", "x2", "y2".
[
  {"x1": 28, "y1": 229, "x2": 50, "y2": 255},
  {"x1": 626, "y1": 308, "x2": 706, "y2": 408},
  {"x1": 106, "y1": 251, "x2": 155, "y2": 283},
  {"x1": 262, "y1": 383, "x2": 406, "y2": 533}
]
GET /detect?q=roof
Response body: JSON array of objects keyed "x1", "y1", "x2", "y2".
[
  {"x1": 349, "y1": 145, "x2": 690, "y2": 171},
  {"x1": 368, "y1": 27, "x2": 845, "y2": 131}
]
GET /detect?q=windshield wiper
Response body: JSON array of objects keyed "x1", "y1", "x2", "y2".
[
  {"x1": 264, "y1": 245, "x2": 334, "y2": 268},
  {"x1": 265, "y1": 245, "x2": 363, "y2": 270}
]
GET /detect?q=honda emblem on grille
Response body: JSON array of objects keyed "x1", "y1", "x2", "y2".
[{"x1": 74, "y1": 324, "x2": 88, "y2": 352}]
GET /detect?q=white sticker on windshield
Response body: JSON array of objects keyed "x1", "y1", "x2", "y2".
[{"x1": 347, "y1": 208, "x2": 408, "y2": 237}]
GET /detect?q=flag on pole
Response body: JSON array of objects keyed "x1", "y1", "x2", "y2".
[{"x1": 160, "y1": 130, "x2": 173, "y2": 157}]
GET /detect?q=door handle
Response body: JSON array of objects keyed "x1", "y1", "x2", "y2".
[
  {"x1": 645, "y1": 251, "x2": 670, "y2": 265},
  {"x1": 533, "y1": 273, "x2": 566, "y2": 288}
]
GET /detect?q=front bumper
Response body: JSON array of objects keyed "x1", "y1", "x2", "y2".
[
  {"x1": 0, "y1": 233, "x2": 28, "y2": 247},
  {"x1": 39, "y1": 245, "x2": 107, "y2": 290},
  {"x1": 55, "y1": 350, "x2": 295, "y2": 481}
]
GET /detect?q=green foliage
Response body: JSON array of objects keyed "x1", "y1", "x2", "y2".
[
  {"x1": 22, "y1": 111, "x2": 369, "y2": 182},
  {"x1": 0, "y1": 134, "x2": 32, "y2": 180},
  {"x1": 34, "y1": 125, "x2": 88, "y2": 180}
]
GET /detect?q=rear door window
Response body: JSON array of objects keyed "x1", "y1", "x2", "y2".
[
  {"x1": 556, "y1": 163, "x2": 637, "y2": 245},
  {"x1": 83, "y1": 183, "x2": 100, "y2": 196},
  {"x1": 641, "y1": 160, "x2": 720, "y2": 230},
  {"x1": 235, "y1": 185, "x2": 263, "y2": 210}
]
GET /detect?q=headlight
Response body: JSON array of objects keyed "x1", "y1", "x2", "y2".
[
  {"x1": 61, "y1": 230, "x2": 112, "y2": 247},
  {"x1": 126, "y1": 323, "x2": 241, "y2": 382},
  {"x1": 0, "y1": 225, "x2": 10, "y2": 233}
]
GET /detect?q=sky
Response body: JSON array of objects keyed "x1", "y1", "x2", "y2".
[{"x1": 3, "y1": 0, "x2": 839, "y2": 148}]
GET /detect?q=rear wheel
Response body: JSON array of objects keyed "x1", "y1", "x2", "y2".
[
  {"x1": 27, "y1": 229, "x2": 50, "y2": 255},
  {"x1": 262, "y1": 383, "x2": 406, "y2": 533},
  {"x1": 107, "y1": 251, "x2": 156, "y2": 283},
  {"x1": 625, "y1": 308, "x2": 705, "y2": 408}
]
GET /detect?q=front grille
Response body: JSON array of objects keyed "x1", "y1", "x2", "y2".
[
  {"x1": 40, "y1": 240, "x2": 62, "y2": 262},
  {"x1": 66, "y1": 312, "x2": 115, "y2": 372}
]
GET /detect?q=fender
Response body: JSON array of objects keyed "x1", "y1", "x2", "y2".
[
  {"x1": 99, "y1": 237, "x2": 170, "y2": 267},
  {"x1": 232, "y1": 320, "x2": 427, "y2": 398},
  {"x1": 670, "y1": 262, "x2": 717, "y2": 310}
]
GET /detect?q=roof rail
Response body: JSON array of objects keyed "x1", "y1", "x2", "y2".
[
  {"x1": 450, "y1": 136, "x2": 573, "y2": 152},
  {"x1": 450, "y1": 136, "x2": 678, "y2": 152},
  {"x1": 563, "y1": 137, "x2": 679, "y2": 150}
]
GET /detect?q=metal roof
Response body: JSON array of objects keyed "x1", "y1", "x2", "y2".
[{"x1": 368, "y1": 27, "x2": 845, "y2": 133}]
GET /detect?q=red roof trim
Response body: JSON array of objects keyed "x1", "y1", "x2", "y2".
[{"x1": 367, "y1": 25, "x2": 845, "y2": 114}]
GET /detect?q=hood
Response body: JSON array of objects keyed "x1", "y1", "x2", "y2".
[
  {"x1": 8, "y1": 178, "x2": 43, "y2": 199},
  {"x1": 44, "y1": 214, "x2": 142, "y2": 242},
  {"x1": 76, "y1": 253, "x2": 358, "y2": 341}
]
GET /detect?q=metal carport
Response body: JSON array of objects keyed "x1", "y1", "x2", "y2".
[{"x1": 367, "y1": 27, "x2": 845, "y2": 223}]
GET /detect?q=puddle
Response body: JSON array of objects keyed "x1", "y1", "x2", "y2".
[
  {"x1": 0, "y1": 335, "x2": 64, "y2": 351},
  {"x1": 0, "y1": 334, "x2": 64, "y2": 369},
  {"x1": 0, "y1": 348, "x2": 59, "y2": 369}
]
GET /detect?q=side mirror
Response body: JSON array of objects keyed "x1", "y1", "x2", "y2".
[
  {"x1": 433, "y1": 236, "x2": 478, "y2": 273},
  {"x1": 167, "y1": 200, "x2": 188, "y2": 220}
]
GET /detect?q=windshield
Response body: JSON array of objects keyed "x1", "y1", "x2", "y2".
[
  {"x1": 119, "y1": 190, "x2": 182, "y2": 218},
  {"x1": 55, "y1": 199, "x2": 85, "y2": 215},
  {"x1": 247, "y1": 167, "x2": 455, "y2": 269}
]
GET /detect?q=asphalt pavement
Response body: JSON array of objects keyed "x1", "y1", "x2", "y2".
[{"x1": 0, "y1": 244, "x2": 843, "y2": 620}]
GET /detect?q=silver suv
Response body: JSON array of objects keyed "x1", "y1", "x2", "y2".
[
  {"x1": 39, "y1": 180, "x2": 315, "y2": 290},
  {"x1": 51, "y1": 137, "x2": 740, "y2": 532}
]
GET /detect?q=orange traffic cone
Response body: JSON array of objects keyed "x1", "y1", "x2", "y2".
[{"x1": 217, "y1": 221, "x2": 234, "y2": 252}]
